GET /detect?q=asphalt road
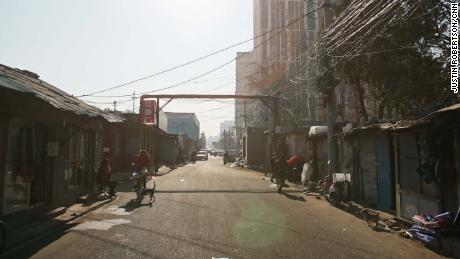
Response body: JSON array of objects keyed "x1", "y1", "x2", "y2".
[{"x1": 8, "y1": 157, "x2": 441, "y2": 259}]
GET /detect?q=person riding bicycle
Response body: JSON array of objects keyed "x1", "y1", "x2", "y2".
[{"x1": 133, "y1": 150, "x2": 151, "y2": 189}]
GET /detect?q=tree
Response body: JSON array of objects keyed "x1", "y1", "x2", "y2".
[
  {"x1": 337, "y1": 0, "x2": 457, "y2": 120},
  {"x1": 246, "y1": 61, "x2": 289, "y2": 128}
]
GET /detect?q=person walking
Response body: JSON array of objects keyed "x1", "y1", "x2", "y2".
[
  {"x1": 275, "y1": 154, "x2": 288, "y2": 193},
  {"x1": 269, "y1": 154, "x2": 277, "y2": 183}
]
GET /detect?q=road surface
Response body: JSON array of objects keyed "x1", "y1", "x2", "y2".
[{"x1": 8, "y1": 157, "x2": 441, "y2": 259}]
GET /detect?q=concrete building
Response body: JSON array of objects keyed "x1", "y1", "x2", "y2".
[
  {"x1": 207, "y1": 135, "x2": 220, "y2": 149},
  {"x1": 220, "y1": 120, "x2": 236, "y2": 150},
  {"x1": 253, "y1": 0, "x2": 304, "y2": 66},
  {"x1": 161, "y1": 112, "x2": 200, "y2": 142},
  {"x1": 235, "y1": 52, "x2": 259, "y2": 145},
  {"x1": 235, "y1": 0, "x2": 307, "y2": 150},
  {"x1": 0, "y1": 64, "x2": 123, "y2": 215},
  {"x1": 198, "y1": 132, "x2": 206, "y2": 150},
  {"x1": 220, "y1": 120, "x2": 235, "y2": 136}
]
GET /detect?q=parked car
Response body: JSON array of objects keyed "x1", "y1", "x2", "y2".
[{"x1": 196, "y1": 150, "x2": 209, "y2": 161}]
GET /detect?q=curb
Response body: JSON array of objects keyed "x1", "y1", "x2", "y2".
[{"x1": 0, "y1": 197, "x2": 116, "y2": 258}]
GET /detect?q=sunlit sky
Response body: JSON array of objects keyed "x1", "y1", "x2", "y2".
[{"x1": 0, "y1": 0, "x2": 253, "y2": 137}]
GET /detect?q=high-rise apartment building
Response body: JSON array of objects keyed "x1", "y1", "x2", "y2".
[
  {"x1": 253, "y1": 0, "x2": 304, "y2": 66},
  {"x1": 220, "y1": 120, "x2": 235, "y2": 136},
  {"x1": 235, "y1": 0, "x2": 307, "y2": 146}
]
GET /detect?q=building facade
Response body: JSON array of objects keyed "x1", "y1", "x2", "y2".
[
  {"x1": 0, "y1": 64, "x2": 123, "y2": 215},
  {"x1": 235, "y1": 0, "x2": 307, "y2": 153},
  {"x1": 163, "y1": 112, "x2": 200, "y2": 142}
]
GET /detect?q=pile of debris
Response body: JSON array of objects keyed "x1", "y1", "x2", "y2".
[
  {"x1": 229, "y1": 158, "x2": 245, "y2": 168},
  {"x1": 404, "y1": 209, "x2": 460, "y2": 248}
]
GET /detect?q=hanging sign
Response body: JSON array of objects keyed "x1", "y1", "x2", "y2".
[{"x1": 140, "y1": 99, "x2": 156, "y2": 125}]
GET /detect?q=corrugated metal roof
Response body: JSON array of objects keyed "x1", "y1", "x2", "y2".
[
  {"x1": 434, "y1": 103, "x2": 460, "y2": 113},
  {"x1": 399, "y1": 102, "x2": 460, "y2": 129},
  {"x1": 0, "y1": 64, "x2": 125, "y2": 123},
  {"x1": 0, "y1": 75, "x2": 32, "y2": 93},
  {"x1": 345, "y1": 120, "x2": 420, "y2": 135}
]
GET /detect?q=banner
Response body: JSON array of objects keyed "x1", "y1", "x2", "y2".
[{"x1": 140, "y1": 99, "x2": 156, "y2": 125}]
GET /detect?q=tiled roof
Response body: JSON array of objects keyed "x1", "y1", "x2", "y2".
[{"x1": 0, "y1": 64, "x2": 124, "y2": 123}]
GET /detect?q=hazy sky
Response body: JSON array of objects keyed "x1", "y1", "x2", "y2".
[{"x1": 0, "y1": 0, "x2": 253, "y2": 137}]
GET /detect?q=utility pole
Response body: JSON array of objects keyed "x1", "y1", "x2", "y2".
[
  {"x1": 243, "y1": 100, "x2": 247, "y2": 127},
  {"x1": 132, "y1": 91, "x2": 136, "y2": 113},
  {"x1": 113, "y1": 101, "x2": 117, "y2": 111},
  {"x1": 317, "y1": 52, "x2": 339, "y2": 178},
  {"x1": 272, "y1": 97, "x2": 279, "y2": 154},
  {"x1": 326, "y1": 88, "x2": 337, "y2": 175}
]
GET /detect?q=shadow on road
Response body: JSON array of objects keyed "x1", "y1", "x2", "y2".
[
  {"x1": 282, "y1": 193, "x2": 306, "y2": 202},
  {"x1": 1, "y1": 222, "x2": 78, "y2": 259},
  {"x1": 120, "y1": 199, "x2": 155, "y2": 212},
  {"x1": 156, "y1": 189, "x2": 303, "y2": 194}
]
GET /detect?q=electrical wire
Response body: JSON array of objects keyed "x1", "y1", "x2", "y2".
[{"x1": 77, "y1": 5, "x2": 321, "y2": 98}]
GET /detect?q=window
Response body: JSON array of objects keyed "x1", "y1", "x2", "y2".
[
  {"x1": 307, "y1": 1, "x2": 316, "y2": 30},
  {"x1": 64, "y1": 128, "x2": 91, "y2": 192},
  {"x1": 3, "y1": 120, "x2": 48, "y2": 212},
  {"x1": 261, "y1": 0, "x2": 268, "y2": 29},
  {"x1": 4, "y1": 122, "x2": 32, "y2": 212}
]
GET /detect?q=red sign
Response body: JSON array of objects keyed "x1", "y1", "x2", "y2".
[{"x1": 140, "y1": 99, "x2": 156, "y2": 125}]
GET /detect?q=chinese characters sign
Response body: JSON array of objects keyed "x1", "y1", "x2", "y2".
[{"x1": 140, "y1": 99, "x2": 156, "y2": 125}]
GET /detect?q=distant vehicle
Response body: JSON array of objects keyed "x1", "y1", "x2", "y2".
[{"x1": 196, "y1": 150, "x2": 209, "y2": 161}]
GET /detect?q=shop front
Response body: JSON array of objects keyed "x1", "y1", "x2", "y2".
[
  {"x1": 394, "y1": 129, "x2": 458, "y2": 219},
  {"x1": 0, "y1": 63, "x2": 119, "y2": 216},
  {"x1": 1, "y1": 118, "x2": 51, "y2": 214}
]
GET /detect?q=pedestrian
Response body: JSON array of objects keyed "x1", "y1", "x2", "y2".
[
  {"x1": 97, "y1": 158, "x2": 111, "y2": 189},
  {"x1": 275, "y1": 154, "x2": 288, "y2": 193},
  {"x1": 301, "y1": 157, "x2": 314, "y2": 187},
  {"x1": 97, "y1": 158, "x2": 117, "y2": 196},
  {"x1": 269, "y1": 153, "x2": 276, "y2": 182},
  {"x1": 223, "y1": 151, "x2": 229, "y2": 165}
]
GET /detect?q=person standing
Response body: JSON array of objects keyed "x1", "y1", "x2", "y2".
[
  {"x1": 97, "y1": 158, "x2": 116, "y2": 196},
  {"x1": 97, "y1": 158, "x2": 111, "y2": 189},
  {"x1": 301, "y1": 157, "x2": 314, "y2": 187}
]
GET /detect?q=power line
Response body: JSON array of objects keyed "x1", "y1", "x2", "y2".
[
  {"x1": 83, "y1": 3, "x2": 327, "y2": 111},
  {"x1": 196, "y1": 104, "x2": 234, "y2": 114},
  {"x1": 77, "y1": 8, "x2": 317, "y2": 98}
]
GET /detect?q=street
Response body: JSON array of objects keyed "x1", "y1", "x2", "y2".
[{"x1": 7, "y1": 157, "x2": 440, "y2": 259}]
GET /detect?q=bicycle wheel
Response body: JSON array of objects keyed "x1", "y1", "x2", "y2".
[{"x1": 0, "y1": 221, "x2": 6, "y2": 253}]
